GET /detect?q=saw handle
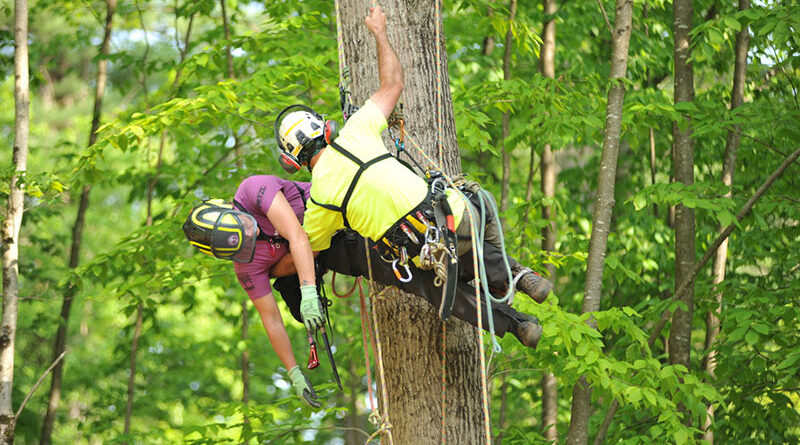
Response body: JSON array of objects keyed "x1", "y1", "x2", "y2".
[{"x1": 307, "y1": 334, "x2": 319, "y2": 370}]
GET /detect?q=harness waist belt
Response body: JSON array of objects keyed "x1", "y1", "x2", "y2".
[{"x1": 376, "y1": 192, "x2": 435, "y2": 261}]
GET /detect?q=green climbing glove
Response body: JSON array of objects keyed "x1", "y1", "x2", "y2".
[
  {"x1": 288, "y1": 365, "x2": 321, "y2": 408},
  {"x1": 300, "y1": 284, "x2": 325, "y2": 332}
]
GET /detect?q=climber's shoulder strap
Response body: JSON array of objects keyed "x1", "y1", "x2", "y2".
[{"x1": 308, "y1": 140, "x2": 393, "y2": 230}]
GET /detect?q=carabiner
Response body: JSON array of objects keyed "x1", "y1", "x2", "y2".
[
  {"x1": 425, "y1": 226, "x2": 441, "y2": 244},
  {"x1": 392, "y1": 259, "x2": 413, "y2": 283}
]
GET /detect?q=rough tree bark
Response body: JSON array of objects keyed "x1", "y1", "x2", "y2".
[
  {"x1": 668, "y1": 0, "x2": 695, "y2": 376},
  {"x1": 0, "y1": 0, "x2": 29, "y2": 441},
  {"x1": 703, "y1": 0, "x2": 750, "y2": 441},
  {"x1": 39, "y1": 1, "x2": 116, "y2": 442},
  {"x1": 565, "y1": 1, "x2": 633, "y2": 444},
  {"x1": 499, "y1": 0, "x2": 518, "y2": 215},
  {"x1": 539, "y1": 0, "x2": 558, "y2": 440},
  {"x1": 338, "y1": 0, "x2": 484, "y2": 443}
]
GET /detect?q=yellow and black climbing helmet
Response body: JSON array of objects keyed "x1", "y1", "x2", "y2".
[{"x1": 182, "y1": 199, "x2": 258, "y2": 263}]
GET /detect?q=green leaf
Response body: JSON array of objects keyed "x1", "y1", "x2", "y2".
[
  {"x1": 674, "y1": 428, "x2": 689, "y2": 445},
  {"x1": 130, "y1": 125, "x2": 144, "y2": 139},
  {"x1": 745, "y1": 330, "x2": 760, "y2": 345},
  {"x1": 717, "y1": 209, "x2": 736, "y2": 228},
  {"x1": 633, "y1": 194, "x2": 647, "y2": 211}
]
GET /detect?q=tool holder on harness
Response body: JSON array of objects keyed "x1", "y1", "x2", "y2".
[{"x1": 427, "y1": 172, "x2": 459, "y2": 320}]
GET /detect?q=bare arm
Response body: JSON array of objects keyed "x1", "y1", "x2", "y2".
[
  {"x1": 269, "y1": 250, "x2": 320, "y2": 278},
  {"x1": 366, "y1": 5, "x2": 403, "y2": 118},
  {"x1": 252, "y1": 293, "x2": 298, "y2": 371},
  {"x1": 267, "y1": 191, "x2": 316, "y2": 287}
]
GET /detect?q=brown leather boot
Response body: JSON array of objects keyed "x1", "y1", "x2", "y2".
[
  {"x1": 512, "y1": 265, "x2": 553, "y2": 303},
  {"x1": 512, "y1": 316, "x2": 543, "y2": 349}
]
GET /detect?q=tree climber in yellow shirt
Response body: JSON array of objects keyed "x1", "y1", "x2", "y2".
[{"x1": 274, "y1": 5, "x2": 552, "y2": 348}]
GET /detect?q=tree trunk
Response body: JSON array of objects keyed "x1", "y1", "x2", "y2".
[
  {"x1": 643, "y1": 3, "x2": 659, "y2": 219},
  {"x1": 123, "y1": 303, "x2": 144, "y2": 439},
  {"x1": 499, "y1": 0, "x2": 517, "y2": 216},
  {"x1": 565, "y1": 1, "x2": 633, "y2": 444},
  {"x1": 0, "y1": 0, "x2": 29, "y2": 441},
  {"x1": 240, "y1": 301, "x2": 250, "y2": 435},
  {"x1": 703, "y1": 1, "x2": 750, "y2": 441},
  {"x1": 218, "y1": 2, "x2": 250, "y2": 434},
  {"x1": 539, "y1": 0, "x2": 558, "y2": 440},
  {"x1": 40, "y1": 1, "x2": 116, "y2": 442},
  {"x1": 338, "y1": 0, "x2": 484, "y2": 443},
  {"x1": 482, "y1": 1, "x2": 495, "y2": 56},
  {"x1": 345, "y1": 359, "x2": 365, "y2": 445},
  {"x1": 668, "y1": 0, "x2": 695, "y2": 376},
  {"x1": 495, "y1": 374, "x2": 508, "y2": 444}
]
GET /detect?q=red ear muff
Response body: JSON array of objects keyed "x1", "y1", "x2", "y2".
[
  {"x1": 279, "y1": 152, "x2": 302, "y2": 174},
  {"x1": 324, "y1": 120, "x2": 340, "y2": 144}
]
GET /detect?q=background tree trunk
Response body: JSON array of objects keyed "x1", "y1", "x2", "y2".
[
  {"x1": 565, "y1": 1, "x2": 633, "y2": 444},
  {"x1": 539, "y1": 0, "x2": 558, "y2": 441},
  {"x1": 0, "y1": 0, "x2": 29, "y2": 441},
  {"x1": 668, "y1": 0, "x2": 695, "y2": 376},
  {"x1": 703, "y1": 0, "x2": 750, "y2": 441},
  {"x1": 40, "y1": 1, "x2": 116, "y2": 442},
  {"x1": 338, "y1": 0, "x2": 484, "y2": 442},
  {"x1": 499, "y1": 0, "x2": 517, "y2": 216}
]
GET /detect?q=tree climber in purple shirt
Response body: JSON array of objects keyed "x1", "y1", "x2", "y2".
[{"x1": 183, "y1": 175, "x2": 323, "y2": 408}]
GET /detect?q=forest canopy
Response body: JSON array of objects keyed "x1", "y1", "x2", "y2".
[{"x1": 1, "y1": 0, "x2": 799, "y2": 444}]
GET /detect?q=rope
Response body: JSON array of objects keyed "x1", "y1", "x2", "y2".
[
  {"x1": 404, "y1": 132, "x2": 494, "y2": 444},
  {"x1": 433, "y1": 0, "x2": 445, "y2": 165},
  {"x1": 364, "y1": 238, "x2": 394, "y2": 445},
  {"x1": 440, "y1": 320, "x2": 448, "y2": 443},
  {"x1": 334, "y1": 3, "x2": 391, "y2": 442},
  {"x1": 334, "y1": 0, "x2": 346, "y2": 87},
  {"x1": 331, "y1": 271, "x2": 359, "y2": 298},
  {"x1": 356, "y1": 277, "x2": 378, "y2": 414}
]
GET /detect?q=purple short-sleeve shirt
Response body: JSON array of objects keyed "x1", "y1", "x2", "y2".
[{"x1": 232, "y1": 176, "x2": 310, "y2": 301}]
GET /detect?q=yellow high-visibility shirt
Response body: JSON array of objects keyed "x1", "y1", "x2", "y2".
[{"x1": 303, "y1": 100, "x2": 464, "y2": 251}]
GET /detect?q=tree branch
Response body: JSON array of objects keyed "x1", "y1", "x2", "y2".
[
  {"x1": 593, "y1": 145, "x2": 800, "y2": 444},
  {"x1": 15, "y1": 351, "x2": 67, "y2": 419},
  {"x1": 648, "y1": 145, "x2": 800, "y2": 346},
  {"x1": 594, "y1": 0, "x2": 613, "y2": 39}
]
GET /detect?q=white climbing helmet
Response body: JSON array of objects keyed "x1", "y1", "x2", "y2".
[{"x1": 278, "y1": 110, "x2": 325, "y2": 156}]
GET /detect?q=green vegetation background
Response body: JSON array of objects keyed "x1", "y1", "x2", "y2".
[{"x1": 1, "y1": 0, "x2": 798, "y2": 443}]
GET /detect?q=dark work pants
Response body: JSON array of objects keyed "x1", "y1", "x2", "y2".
[
  {"x1": 455, "y1": 187, "x2": 520, "y2": 292},
  {"x1": 274, "y1": 230, "x2": 526, "y2": 337}
]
